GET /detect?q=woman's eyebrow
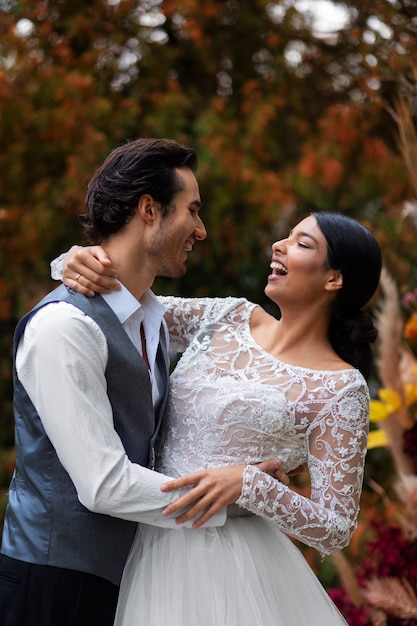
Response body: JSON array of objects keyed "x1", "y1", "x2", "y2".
[
  {"x1": 290, "y1": 228, "x2": 319, "y2": 245},
  {"x1": 298, "y1": 231, "x2": 319, "y2": 244}
]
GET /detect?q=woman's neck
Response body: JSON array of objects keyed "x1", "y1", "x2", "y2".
[{"x1": 250, "y1": 305, "x2": 345, "y2": 370}]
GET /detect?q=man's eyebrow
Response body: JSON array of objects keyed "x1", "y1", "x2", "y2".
[{"x1": 190, "y1": 199, "x2": 202, "y2": 209}]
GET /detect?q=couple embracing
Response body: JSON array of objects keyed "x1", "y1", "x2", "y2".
[{"x1": 0, "y1": 138, "x2": 381, "y2": 625}]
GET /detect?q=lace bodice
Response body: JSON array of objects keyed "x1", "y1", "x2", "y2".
[{"x1": 158, "y1": 296, "x2": 370, "y2": 555}]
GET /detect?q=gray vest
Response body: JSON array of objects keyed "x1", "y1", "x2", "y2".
[{"x1": 1, "y1": 285, "x2": 169, "y2": 585}]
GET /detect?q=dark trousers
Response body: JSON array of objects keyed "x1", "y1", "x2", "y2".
[{"x1": 0, "y1": 554, "x2": 120, "y2": 626}]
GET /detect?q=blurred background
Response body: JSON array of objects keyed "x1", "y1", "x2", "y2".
[{"x1": 1, "y1": 2, "x2": 417, "y2": 623}]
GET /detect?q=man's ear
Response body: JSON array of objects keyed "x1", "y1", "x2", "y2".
[
  {"x1": 325, "y1": 270, "x2": 343, "y2": 292},
  {"x1": 137, "y1": 194, "x2": 158, "y2": 224}
]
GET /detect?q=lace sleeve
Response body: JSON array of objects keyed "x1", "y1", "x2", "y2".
[
  {"x1": 160, "y1": 296, "x2": 248, "y2": 353},
  {"x1": 236, "y1": 381, "x2": 369, "y2": 555},
  {"x1": 50, "y1": 246, "x2": 81, "y2": 280}
]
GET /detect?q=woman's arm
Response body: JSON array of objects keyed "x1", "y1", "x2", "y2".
[
  {"x1": 160, "y1": 461, "x2": 292, "y2": 529},
  {"x1": 52, "y1": 249, "x2": 248, "y2": 353},
  {"x1": 236, "y1": 383, "x2": 369, "y2": 554}
]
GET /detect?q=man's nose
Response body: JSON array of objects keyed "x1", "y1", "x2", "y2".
[{"x1": 195, "y1": 216, "x2": 207, "y2": 241}]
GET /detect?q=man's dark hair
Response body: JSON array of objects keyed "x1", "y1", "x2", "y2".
[{"x1": 80, "y1": 138, "x2": 198, "y2": 244}]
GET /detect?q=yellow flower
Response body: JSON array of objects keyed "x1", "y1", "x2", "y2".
[
  {"x1": 368, "y1": 429, "x2": 389, "y2": 449},
  {"x1": 369, "y1": 389, "x2": 402, "y2": 422}
]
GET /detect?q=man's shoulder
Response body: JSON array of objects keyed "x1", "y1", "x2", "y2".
[{"x1": 25, "y1": 300, "x2": 97, "y2": 340}]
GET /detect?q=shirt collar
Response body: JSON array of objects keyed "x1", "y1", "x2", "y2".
[{"x1": 102, "y1": 284, "x2": 166, "y2": 328}]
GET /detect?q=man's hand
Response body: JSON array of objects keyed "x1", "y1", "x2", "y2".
[
  {"x1": 160, "y1": 459, "x2": 290, "y2": 529},
  {"x1": 63, "y1": 245, "x2": 120, "y2": 297}
]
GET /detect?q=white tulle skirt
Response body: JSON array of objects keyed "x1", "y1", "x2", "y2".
[{"x1": 114, "y1": 516, "x2": 347, "y2": 626}]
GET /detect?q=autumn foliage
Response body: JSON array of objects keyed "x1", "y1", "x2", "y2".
[{"x1": 1, "y1": 0, "x2": 417, "y2": 615}]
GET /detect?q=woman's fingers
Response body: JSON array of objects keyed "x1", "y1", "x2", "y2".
[
  {"x1": 161, "y1": 466, "x2": 245, "y2": 526},
  {"x1": 64, "y1": 246, "x2": 120, "y2": 294}
]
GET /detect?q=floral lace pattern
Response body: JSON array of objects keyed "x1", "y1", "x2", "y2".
[{"x1": 158, "y1": 296, "x2": 370, "y2": 555}]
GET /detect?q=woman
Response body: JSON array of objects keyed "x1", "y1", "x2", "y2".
[{"x1": 54, "y1": 211, "x2": 381, "y2": 625}]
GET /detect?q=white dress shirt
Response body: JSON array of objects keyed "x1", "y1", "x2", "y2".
[
  {"x1": 105, "y1": 286, "x2": 166, "y2": 410},
  {"x1": 16, "y1": 285, "x2": 225, "y2": 528}
]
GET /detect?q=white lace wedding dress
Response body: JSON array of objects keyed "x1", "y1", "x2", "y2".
[{"x1": 115, "y1": 297, "x2": 369, "y2": 626}]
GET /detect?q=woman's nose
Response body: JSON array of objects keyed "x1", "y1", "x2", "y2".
[{"x1": 272, "y1": 237, "x2": 287, "y2": 253}]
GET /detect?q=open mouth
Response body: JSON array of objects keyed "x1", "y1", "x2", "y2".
[{"x1": 270, "y1": 261, "x2": 288, "y2": 276}]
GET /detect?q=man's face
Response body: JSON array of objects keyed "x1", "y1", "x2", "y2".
[{"x1": 147, "y1": 167, "x2": 207, "y2": 278}]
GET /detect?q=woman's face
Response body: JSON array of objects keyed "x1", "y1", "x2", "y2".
[{"x1": 265, "y1": 214, "x2": 341, "y2": 308}]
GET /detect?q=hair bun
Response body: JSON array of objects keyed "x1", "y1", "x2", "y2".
[
  {"x1": 343, "y1": 310, "x2": 378, "y2": 345},
  {"x1": 330, "y1": 310, "x2": 378, "y2": 379}
]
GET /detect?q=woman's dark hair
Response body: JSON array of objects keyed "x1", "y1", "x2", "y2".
[
  {"x1": 80, "y1": 138, "x2": 198, "y2": 244},
  {"x1": 313, "y1": 211, "x2": 382, "y2": 380}
]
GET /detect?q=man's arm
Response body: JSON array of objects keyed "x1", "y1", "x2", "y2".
[{"x1": 17, "y1": 302, "x2": 224, "y2": 527}]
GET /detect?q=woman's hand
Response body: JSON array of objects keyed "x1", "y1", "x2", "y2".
[
  {"x1": 63, "y1": 246, "x2": 120, "y2": 297},
  {"x1": 160, "y1": 459, "x2": 289, "y2": 529}
]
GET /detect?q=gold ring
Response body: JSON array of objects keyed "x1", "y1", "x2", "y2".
[{"x1": 75, "y1": 273, "x2": 81, "y2": 281}]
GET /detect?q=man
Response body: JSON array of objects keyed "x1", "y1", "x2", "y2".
[{"x1": 0, "y1": 138, "x2": 282, "y2": 626}]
